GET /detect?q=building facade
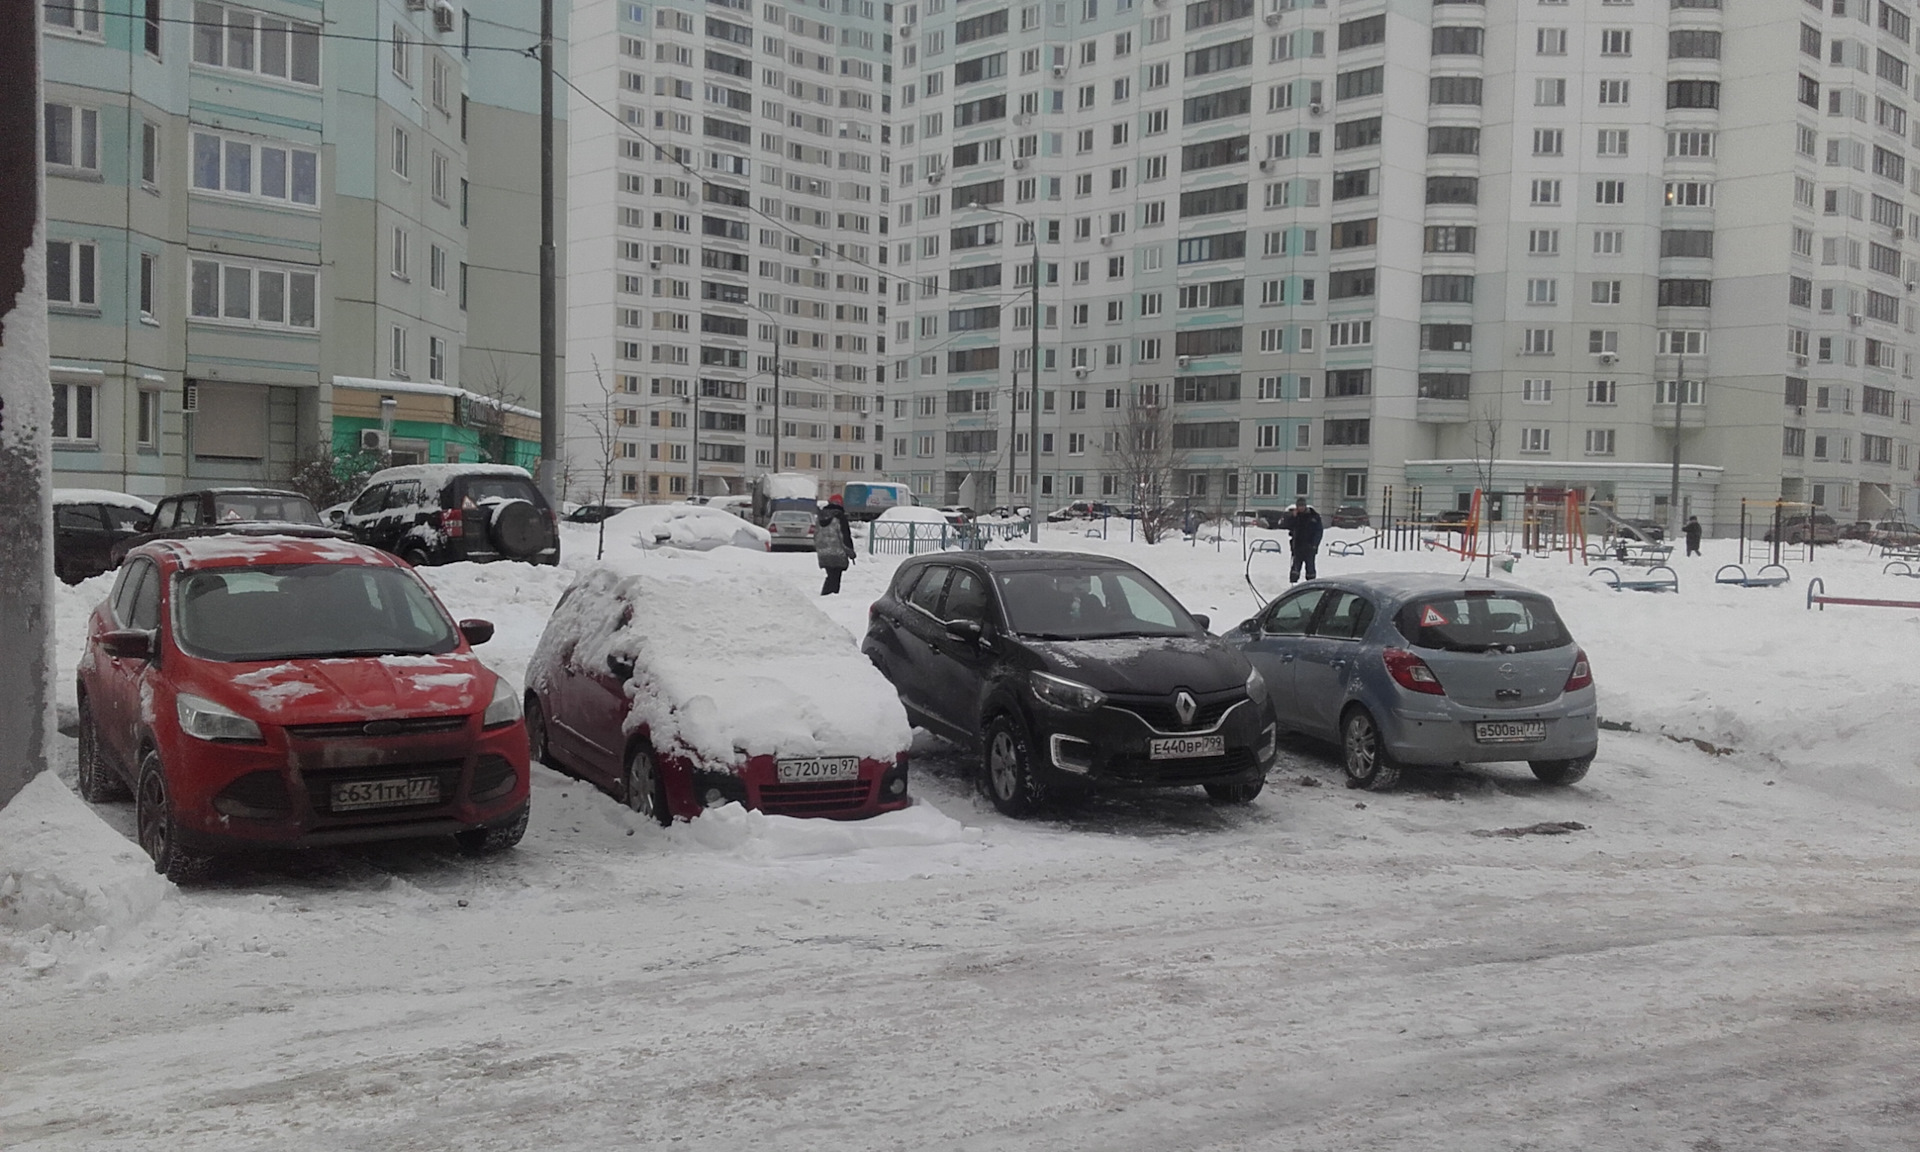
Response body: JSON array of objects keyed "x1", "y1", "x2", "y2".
[
  {"x1": 881, "y1": 0, "x2": 1920, "y2": 527},
  {"x1": 41, "y1": 0, "x2": 557, "y2": 499},
  {"x1": 566, "y1": 0, "x2": 890, "y2": 503}
]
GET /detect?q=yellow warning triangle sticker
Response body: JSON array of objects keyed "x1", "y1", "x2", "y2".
[{"x1": 1420, "y1": 605, "x2": 1449, "y2": 627}]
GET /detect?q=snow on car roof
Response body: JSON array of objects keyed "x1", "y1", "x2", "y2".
[
  {"x1": 367, "y1": 464, "x2": 534, "y2": 486},
  {"x1": 603, "y1": 503, "x2": 772, "y2": 552},
  {"x1": 537, "y1": 559, "x2": 911, "y2": 766},
  {"x1": 876, "y1": 505, "x2": 952, "y2": 524},
  {"x1": 759, "y1": 472, "x2": 820, "y2": 501},
  {"x1": 52, "y1": 489, "x2": 157, "y2": 514},
  {"x1": 150, "y1": 535, "x2": 395, "y2": 569}
]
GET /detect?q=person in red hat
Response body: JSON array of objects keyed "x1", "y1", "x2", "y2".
[{"x1": 815, "y1": 493, "x2": 856, "y2": 594}]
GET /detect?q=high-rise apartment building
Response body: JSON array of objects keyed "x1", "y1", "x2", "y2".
[
  {"x1": 40, "y1": 1, "x2": 558, "y2": 496},
  {"x1": 882, "y1": 0, "x2": 1920, "y2": 526},
  {"x1": 567, "y1": 0, "x2": 892, "y2": 503}
]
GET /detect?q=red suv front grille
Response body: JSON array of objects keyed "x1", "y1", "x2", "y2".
[
  {"x1": 285, "y1": 716, "x2": 470, "y2": 739},
  {"x1": 755, "y1": 780, "x2": 874, "y2": 816}
]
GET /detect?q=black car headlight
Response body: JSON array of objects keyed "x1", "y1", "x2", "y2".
[{"x1": 1029, "y1": 671, "x2": 1107, "y2": 712}]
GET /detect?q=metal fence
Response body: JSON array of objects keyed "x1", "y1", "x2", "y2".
[{"x1": 863, "y1": 518, "x2": 1030, "y2": 555}]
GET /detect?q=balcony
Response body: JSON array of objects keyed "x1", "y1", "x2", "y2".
[
  {"x1": 1416, "y1": 397, "x2": 1471, "y2": 423},
  {"x1": 1649, "y1": 405, "x2": 1708, "y2": 431}
]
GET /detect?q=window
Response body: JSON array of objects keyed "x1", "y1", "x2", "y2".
[
  {"x1": 1588, "y1": 329, "x2": 1619, "y2": 354},
  {"x1": 137, "y1": 389, "x2": 161, "y2": 448},
  {"x1": 1429, "y1": 126, "x2": 1480, "y2": 155},
  {"x1": 1671, "y1": 29, "x2": 1721, "y2": 58},
  {"x1": 1536, "y1": 27, "x2": 1567, "y2": 55},
  {"x1": 1519, "y1": 427, "x2": 1551, "y2": 453},
  {"x1": 1323, "y1": 419, "x2": 1370, "y2": 447},
  {"x1": 1422, "y1": 274, "x2": 1474, "y2": 303},
  {"x1": 1591, "y1": 279, "x2": 1621, "y2": 304},
  {"x1": 1531, "y1": 128, "x2": 1564, "y2": 157},
  {"x1": 189, "y1": 257, "x2": 318, "y2": 328},
  {"x1": 139, "y1": 252, "x2": 158, "y2": 319},
  {"x1": 1594, "y1": 229, "x2": 1625, "y2": 255},
  {"x1": 140, "y1": 121, "x2": 160, "y2": 185},
  {"x1": 1427, "y1": 176, "x2": 1479, "y2": 204},
  {"x1": 190, "y1": 130, "x2": 320, "y2": 207},
  {"x1": 1334, "y1": 117, "x2": 1382, "y2": 150},
  {"x1": 1667, "y1": 130, "x2": 1715, "y2": 158},
  {"x1": 1530, "y1": 179, "x2": 1562, "y2": 206},
  {"x1": 1665, "y1": 181, "x2": 1713, "y2": 207},
  {"x1": 391, "y1": 22, "x2": 412, "y2": 82},
  {"x1": 1597, "y1": 79, "x2": 1630, "y2": 106},
  {"x1": 1340, "y1": 14, "x2": 1387, "y2": 49},
  {"x1": 1425, "y1": 225, "x2": 1476, "y2": 253},
  {"x1": 50, "y1": 381, "x2": 97, "y2": 443},
  {"x1": 1523, "y1": 328, "x2": 1555, "y2": 354},
  {"x1": 42, "y1": 103, "x2": 99, "y2": 172},
  {"x1": 1597, "y1": 129, "x2": 1629, "y2": 157},
  {"x1": 1535, "y1": 78, "x2": 1567, "y2": 106},
  {"x1": 1526, "y1": 278, "x2": 1558, "y2": 304},
  {"x1": 390, "y1": 325, "x2": 409, "y2": 376},
  {"x1": 46, "y1": 0, "x2": 103, "y2": 35},
  {"x1": 45, "y1": 240, "x2": 97, "y2": 307},
  {"x1": 1587, "y1": 378, "x2": 1618, "y2": 404},
  {"x1": 1528, "y1": 228, "x2": 1561, "y2": 254},
  {"x1": 1599, "y1": 29, "x2": 1632, "y2": 56},
  {"x1": 192, "y1": 3, "x2": 322, "y2": 85},
  {"x1": 1584, "y1": 429, "x2": 1616, "y2": 456},
  {"x1": 428, "y1": 336, "x2": 446, "y2": 382},
  {"x1": 432, "y1": 152, "x2": 450, "y2": 204},
  {"x1": 429, "y1": 244, "x2": 447, "y2": 291},
  {"x1": 1668, "y1": 80, "x2": 1720, "y2": 109},
  {"x1": 1429, "y1": 76, "x2": 1483, "y2": 105},
  {"x1": 392, "y1": 126, "x2": 411, "y2": 179},
  {"x1": 1522, "y1": 378, "x2": 1552, "y2": 403}
]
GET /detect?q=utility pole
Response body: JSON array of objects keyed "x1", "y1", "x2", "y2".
[
  {"x1": 1007, "y1": 368, "x2": 1018, "y2": 506},
  {"x1": 771, "y1": 321, "x2": 782, "y2": 472},
  {"x1": 535, "y1": 0, "x2": 560, "y2": 502},
  {"x1": 0, "y1": 1, "x2": 51, "y2": 809},
  {"x1": 691, "y1": 385, "x2": 701, "y2": 497},
  {"x1": 1028, "y1": 235, "x2": 1041, "y2": 542},
  {"x1": 1668, "y1": 352, "x2": 1685, "y2": 540}
]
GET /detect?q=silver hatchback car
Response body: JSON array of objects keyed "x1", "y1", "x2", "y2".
[{"x1": 1225, "y1": 574, "x2": 1598, "y2": 789}]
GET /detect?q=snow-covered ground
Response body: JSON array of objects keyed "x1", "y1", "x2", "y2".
[{"x1": 5, "y1": 527, "x2": 1920, "y2": 1150}]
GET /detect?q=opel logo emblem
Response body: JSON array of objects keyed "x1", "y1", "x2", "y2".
[
  {"x1": 1497, "y1": 663, "x2": 1517, "y2": 680},
  {"x1": 1174, "y1": 691, "x2": 1198, "y2": 726}
]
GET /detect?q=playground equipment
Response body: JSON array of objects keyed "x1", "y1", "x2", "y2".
[
  {"x1": 1882, "y1": 560, "x2": 1920, "y2": 578},
  {"x1": 1714, "y1": 563, "x2": 1791, "y2": 588},
  {"x1": 1806, "y1": 576, "x2": 1920, "y2": 610},
  {"x1": 1739, "y1": 499, "x2": 1814, "y2": 568},
  {"x1": 1327, "y1": 540, "x2": 1365, "y2": 557},
  {"x1": 1588, "y1": 564, "x2": 1679, "y2": 593}
]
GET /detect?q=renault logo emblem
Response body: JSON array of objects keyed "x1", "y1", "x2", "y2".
[{"x1": 1174, "y1": 691, "x2": 1198, "y2": 727}]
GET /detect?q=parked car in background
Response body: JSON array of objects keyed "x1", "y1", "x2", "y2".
[
  {"x1": 839, "y1": 481, "x2": 915, "y2": 521},
  {"x1": 565, "y1": 501, "x2": 636, "y2": 524},
  {"x1": 1226, "y1": 574, "x2": 1597, "y2": 790},
  {"x1": 525, "y1": 564, "x2": 913, "y2": 823},
  {"x1": 1046, "y1": 501, "x2": 1115, "y2": 522},
  {"x1": 1427, "y1": 509, "x2": 1473, "y2": 533},
  {"x1": 110, "y1": 488, "x2": 342, "y2": 565},
  {"x1": 1764, "y1": 513, "x2": 1841, "y2": 545},
  {"x1": 937, "y1": 505, "x2": 976, "y2": 525},
  {"x1": 75, "y1": 536, "x2": 529, "y2": 880},
  {"x1": 54, "y1": 490, "x2": 155, "y2": 583},
  {"x1": 863, "y1": 551, "x2": 1276, "y2": 816},
  {"x1": 766, "y1": 509, "x2": 819, "y2": 551},
  {"x1": 342, "y1": 464, "x2": 559, "y2": 567},
  {"x1": 1329, "y1": 505, "x2": 1371, "y2": 529},
  {"x1": 605, "y1": 503, "x2": 771, "y2": 551},
  {"x1": 1867, "y1": 519, "x2": 1920, "y2": 547}
]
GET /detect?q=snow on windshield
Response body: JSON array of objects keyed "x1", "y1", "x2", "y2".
[{"x1": 532, "y1": 559, "x2": 910, "y2": 767}]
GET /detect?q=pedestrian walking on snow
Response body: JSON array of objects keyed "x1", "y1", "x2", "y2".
[
  {"x1": 1276, "y1": 496, "x2": 1324, "y2": 584},
  {"x1": 816, "y1": 494, "x2": 856, "y2": 595},
  {"x1": 1684, "y1": 515, "x2": 1702, "y2": 556}
]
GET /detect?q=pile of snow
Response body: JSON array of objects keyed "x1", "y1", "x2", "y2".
[
  {"x1": 52, "y1": 488, "x2": 156, "y2": 514},
  {"x1": 0, "y1": 773, "x2": 170, "y2": 976},
  {"x1": 678, "y1": 800, "x2": 983, "y2": 859},
  {"x1": 605, "y1": 503, "x2": 771, "y2": 552},
  {"x1": 759, "y1": 472, "x2": 820, "y2": 502},
  {"x1": 877, "y1": 505, "x2": 953, "y2": 526},
  {"x1": 529, "y1": 558, "x2": 911, "y2": 768}
]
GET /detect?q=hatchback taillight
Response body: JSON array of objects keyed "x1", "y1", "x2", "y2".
[
  {"x1": 1383, "y1": 647, "x2": 1446, "y2": 696},
  {"x1": 1564, "y1": 648, "x2": 1593, "y2": 692}
]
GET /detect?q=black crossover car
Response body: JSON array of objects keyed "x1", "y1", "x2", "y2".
[
  {"x1": 863, "y1": 551, "x2": 1276, "y2": 816},
  {"x1": 342, "y1": 464, "x2": 559, "y2": 567},
  {"x1": 108, "y1": 487, "x2": 344, "y2": 565}
]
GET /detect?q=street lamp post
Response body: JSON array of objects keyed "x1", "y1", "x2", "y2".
[
  {"x1": 971, "y1": 202, "x2": 1043, "y2": 539},
  {"x1": 1668, "y1": 352, "x2": 1686, "y2": 540}
]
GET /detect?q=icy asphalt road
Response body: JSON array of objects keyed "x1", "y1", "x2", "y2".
[{"x1": 7, "y1": 534, "x2": 1920, "y2": 1150}]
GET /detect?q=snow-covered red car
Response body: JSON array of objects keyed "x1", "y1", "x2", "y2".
[
  {"x1": 524, "y1": 561, "x2": 912, "y2": 823},
  {"x1": 74, "y1": 536, "x2": 530, "y2": 880}
]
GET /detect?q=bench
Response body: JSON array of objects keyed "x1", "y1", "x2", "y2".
[
  {"x1": 1588, "y1": 564, "x2": 1679, "y2": 593},
  {"x1": 1584, "y1": 541, "x2": 1673, "y2": 567},
  {"x1": 1714, "y1": 563, "x2": 1791, "y2": 588},
  {"x1": 1327, "y1": 540, "x2": 1365, "y2": 557},
  {"x1": 1806, "y1": 576, "x2": 1920, "y2": 611},
  {"x1": 1881, "y1": 543, "x2": 1920, "y2": 562}
]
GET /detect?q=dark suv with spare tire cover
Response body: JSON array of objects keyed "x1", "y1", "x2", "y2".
[
  {"x1": 862, "y1": 551, "x2": 1277, "y2": 816},
  {"x1": 342, "y1": 465, "x2": 559, "y2": 567}
]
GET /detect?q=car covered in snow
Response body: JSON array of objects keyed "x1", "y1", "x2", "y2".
[
  {"x1": 864, "y1": 552, "x2": 1276, "y2": 816},
  {"x1": 342, "y1": 464, "x2": 560, "y2": 567},
  {"x1": 1227, "y1": 574, "x2": 1598, "y2": 790},
  {"x1": 53, "y1": 489, "x2": 156, "y2": 583},
  {"x1": 524, "y1": 562, "x2": 913, "y2": 823},
  {"x1": 74, "y1": 536, "x2": 530, "y2": 880},
  {"x1": 604, "y1": 503, "x2": 772, "y2": 552}
]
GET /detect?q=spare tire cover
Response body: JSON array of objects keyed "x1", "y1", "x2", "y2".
[{"x1": 490, "y1": 499, "x2": 550, "y2": 558}]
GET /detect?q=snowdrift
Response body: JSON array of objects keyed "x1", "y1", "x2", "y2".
[{"x1": 605, "y1": 503, "x2": 771, "y2": 552}]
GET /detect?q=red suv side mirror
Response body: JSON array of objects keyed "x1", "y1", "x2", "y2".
[{"x1": 101, "y1": 629, "x2": 154, "y2": 661}]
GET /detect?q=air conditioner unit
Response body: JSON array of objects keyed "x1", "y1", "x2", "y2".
[
  {"x1": 899, "y1": 24, "x2": 913, "y2": 36},
  {"x1": 1258, "y1": 158, "x2": 1276, "y2": 173},
  {"x1": 926, "y1": 169, "x2": 943, "y2": 183},
  {"x1": 182, "y1": 382, "x2": 199, "y2": 413},
  {"x1": 1851, "y1": 313, "x2": 1864, "y2": 326},
  {"x1": 1052, "y1": 64, "x2": 1067, "y2": 78},
  {"x1": 432, "y1": 0, "x2": 455, "y2": 33},
  {"x1": 648, "y1": 259, "x2": 661, "y2": 270},
  {"x1": 1264, "y1": 12, "x2": 1282, "y2": 24},
  {"x1": 1598, "y1": 351, "x2": 1619, "y2": 365},
  {"x1": 1176, "y1": 355, "x2": 1192, "y2": 368},
  {"x1": 1795, "y1": 354, "x2": 1810, "y2": 367},
  {"x1": 1794, "y1": 404, "x2": 1807, "y2": 416},
  {"x1": 406, "y1": 0, "x2": 426, "y2": 10},
  {"x1": 1074, "y1": 366, "x2": 1091, "y2": 378},
  {"x1": 360, "y1": 428, "x2": 389, "y2": 453},
  {"x1": 1308, "y1": 101, "x2": 1325, "y2": 115},
  {"x1": 1012, "y1": 157, "x2": 1030, "y2": 170},
  {"x1": 1897, "y1": 226, "x2": 1907, "y2": 240},
  {"x1": 1099, "y1": 233, "x2": 1113, "y2": 246},
  {"x1": 810, "y1": 254, "x2": 822, "y2": 265}
]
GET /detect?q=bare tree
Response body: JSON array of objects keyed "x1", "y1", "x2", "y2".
[
  {"x1": 1106, "y1": 385, "x2": 1187, "y2": 544},
  {"x1": 577, "y1": 357, "x2": 622, "y2": 560},
  {"x1": 464, "y1": 352, "x2": 530, "y2": 466}
]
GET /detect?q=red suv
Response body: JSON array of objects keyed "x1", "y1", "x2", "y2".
[{"x1": 75, "y1": 537, "x2": 530, "y2": 880}]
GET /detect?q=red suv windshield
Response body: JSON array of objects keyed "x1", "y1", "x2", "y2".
[{"x1": 174, "y1": 564, "x2": 458, "y2": 661}]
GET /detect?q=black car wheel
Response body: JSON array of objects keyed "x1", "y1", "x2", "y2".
[
  {"x1": 1341, "y1": 707, "x2": 1402, "y2": 791},
  {"x1": 983, "y1": 713, "x2": 1039, "y2": 818},
  {"x1": 400, "y1": 544, "x2": 432, "y2": 567},
  {"x1": 455, "y1": 805, "x2": 529, "y2": 855},
  {"x1": 1203, "y1": 780, "x2": 1264, "y2": 804},
  {"x1": 524, "y1": 695, "x2": 553, "y2": 769},
  {"x1": 1529, "y1": 755, "x2": 1593, "y2": 786},
  {"x1": 625, "y1": 740, "x2": 671, "y2": 826},
  {"x1": 136, "y1": 751, "x2": 212, "y2": 883},
  {"x1": 76, "y1": 696, "x2": 129, "y2": 803}
]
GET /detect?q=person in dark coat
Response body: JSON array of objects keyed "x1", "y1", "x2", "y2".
[
  {"x1": 1276, "y1": 496, "x2": 1324, "y2": 583},
  {"x1": 1683, "y1": 515, "x2": 1702, "y2": 556},
  {"x1": 815, "y1": 494, "x2": 856, "y2": 594}
]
